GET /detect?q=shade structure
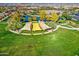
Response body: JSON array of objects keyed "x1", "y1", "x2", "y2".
[
  {"x1": 20, "y1": 22, "x2": 32, "y2": 31},
  {"x1": 19, "y1": 21, "x2": 52, "y2": 33},
  {"x1": 39, "y1": 21, "x2": 51, "y2": 30},
  {"x1": 32, "y1": 22, "x2": 42, "y2": 31},
  {"x1": 25, "y1": 15, "x2": 29, "y2": 22},
  {"x1": 36, "y1": 16, "x2": 40, "y2": 22}
]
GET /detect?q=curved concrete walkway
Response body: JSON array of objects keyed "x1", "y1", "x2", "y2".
[
  {"x1": 53, "y1": 24, "x2": 79, "y2": 31},
  {"x1": 9, "y1": 23, "x2": 79, "y2": 35},
  {"x1": 9, "y1": 29, "x2": 53, "y2": 35}
]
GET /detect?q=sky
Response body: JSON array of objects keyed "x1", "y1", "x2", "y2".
[{"x1": 0, "y1": 3, "x2": 79, "y2": 7}]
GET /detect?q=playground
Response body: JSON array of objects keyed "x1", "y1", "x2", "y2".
[{"x1": 7, "y1": 10, "x2": 59, "y2": 35}]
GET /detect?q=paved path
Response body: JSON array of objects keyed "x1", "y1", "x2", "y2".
[
  {"x1": 53, "y1": 24, "x2": 79, "y2": 31},
  {"x1": 9, "y1": 23, "x2": 79, "y2": 35}
]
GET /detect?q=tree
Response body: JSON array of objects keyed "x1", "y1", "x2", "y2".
[
  {"x1": 50, "y1": 12, "x2": 59, "y2": 22},
  {"x1": 39, "y1": 10, "x2": 46, "y2": 20},
  {"x1": 62, "y1": 12, "x2": 72, "y2": 20},
  {"x1": 8, "y1": 11, "x2": 22, "y2": 30}
]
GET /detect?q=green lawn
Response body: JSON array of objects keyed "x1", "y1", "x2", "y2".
[{"x1": 0, "y1": 21, "x2": 79, "y2": 56}]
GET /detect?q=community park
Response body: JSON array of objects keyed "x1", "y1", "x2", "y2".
[{"x1": 0, "y1": 3, "x2": 79, "y2": 56}]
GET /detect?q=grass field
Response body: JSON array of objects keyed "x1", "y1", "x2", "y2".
[{"x1": 0, "y1": 21, "x2": 79, "y2": 56}]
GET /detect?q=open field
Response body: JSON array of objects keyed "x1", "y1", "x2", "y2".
[{"x1": 0, "y1": 21, "x2": 79, "y2": 56}]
